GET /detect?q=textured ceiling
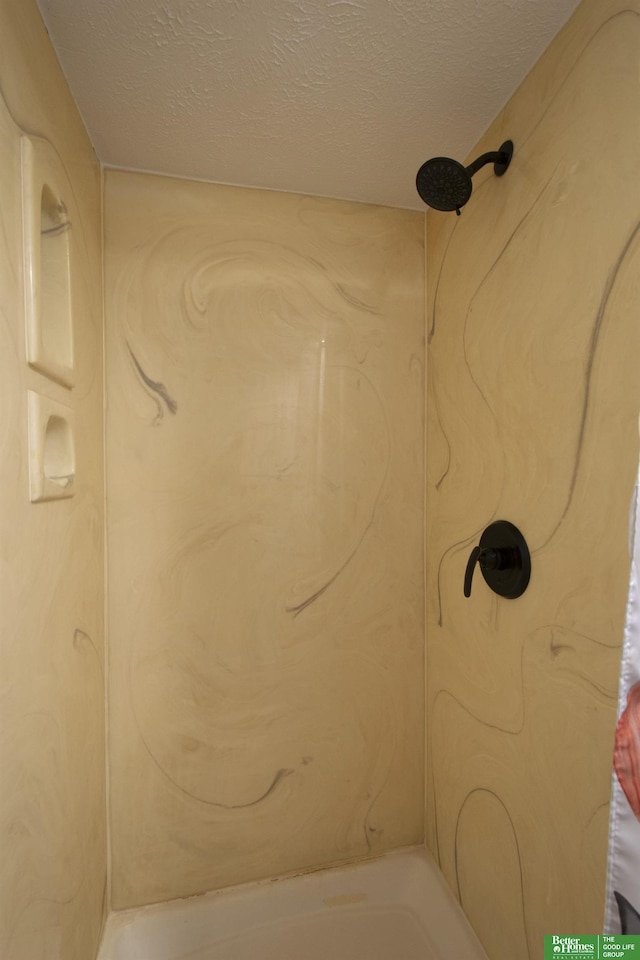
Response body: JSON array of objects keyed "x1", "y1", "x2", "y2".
[{"x1": 37, "y1": 0, "x2": 581, "y2": 210}]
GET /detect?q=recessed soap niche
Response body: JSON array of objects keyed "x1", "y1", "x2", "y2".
[
  {"x1": 27, "y1": 391, "x2": 75, "y2": 502},
  {"x1": 21, "y1": 135, "x2": 75, "y2": 388}
]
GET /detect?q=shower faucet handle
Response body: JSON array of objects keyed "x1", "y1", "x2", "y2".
[
  {"x1": 463, "y1": 546, "x2": 482, "y2": 597},
  {"x1": 463, "y1": 545, "x2": 502, "y2": 597},
  {"x1": 463, "y1": 521, "x2": 531, "y2": 600}
]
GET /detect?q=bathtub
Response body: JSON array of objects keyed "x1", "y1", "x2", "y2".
[{"x1": 97, "y1": 847, "x2": 488, "y2": 960}]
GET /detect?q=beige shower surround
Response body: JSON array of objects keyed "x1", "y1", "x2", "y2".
[
  {"x1": 2, "y1": 0, "x2": 640, "y2": 954},
  {"x1": 104, "y1": 172, "x2": 426, "y2": 908},
  {"x1": 426, "y1": 0, "x2": 640, "y2": 954},
  {"x1": 0, "y1": 0, "x2": 106, "y2": 957}
]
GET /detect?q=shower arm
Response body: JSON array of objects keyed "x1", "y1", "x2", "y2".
[{"x1": 465, "y1": 149, "x2": 511, "y2": 178}]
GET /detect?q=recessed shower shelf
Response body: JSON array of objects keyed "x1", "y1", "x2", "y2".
[
  {"x1": 27, "y1": 390, "x2": 75, "y2": 502},
  {"x1": 21, "y1": 135, "x2": 75, "y2": 388}
]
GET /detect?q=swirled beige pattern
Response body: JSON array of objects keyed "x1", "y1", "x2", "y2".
[
  {"x1": 105, "y1": 171, "x2": 425, "y2": 909},
  {"x1": 0, "y1": 0, "x2": 106, "y2": 958},
  {"x1": 426, "y1": 0, "x2": 640, "y2": 955}
]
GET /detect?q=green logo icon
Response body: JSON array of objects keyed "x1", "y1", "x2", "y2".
[{"x1": 544, "y1": 935, "x2": 640, "y2": 958}]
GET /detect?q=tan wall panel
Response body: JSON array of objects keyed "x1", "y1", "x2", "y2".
[
  {"x1": 426, "y1": 0, "x2": 640, "y2": 953},
  {"x1": 105, "y1": 170, "x2": 425, "y2": 909},
  {"x1": 0, "y1": 1, "x2": 106, "y2": 958}
]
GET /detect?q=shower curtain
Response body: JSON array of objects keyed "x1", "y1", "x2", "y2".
[{"x1": 605, "y1": 438, "x2": 640, "y2": 935}]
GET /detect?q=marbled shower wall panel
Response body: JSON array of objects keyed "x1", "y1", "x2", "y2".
[
  {"x1": 0, "y1": 0, "x2": 105, "y2": 958},
  {"x1": 105, "y1": 170, "x2": 425, "y2": 909},
  {"x1": 426, "y1": 0, "x2": 640, "y2": 956}
]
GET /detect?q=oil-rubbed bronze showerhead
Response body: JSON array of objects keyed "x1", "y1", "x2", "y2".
[{"x1": 416, "y1": 140, "x2": 513, "y2": 215}]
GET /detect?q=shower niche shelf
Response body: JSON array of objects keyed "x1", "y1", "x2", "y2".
[
  {"x1": 27, "y1": 390, "x2": 75, "y2": 502},
  {"x1": 21, "y1": 135, "x2": 75, "y2": 388}
]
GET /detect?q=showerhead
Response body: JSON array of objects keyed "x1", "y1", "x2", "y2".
[
  {"x1": 416, "y1": 140, "x2": 513, "y2": 214},
  {"x1": 416, "y1": 157, "x2": 472, "y2": 213}
]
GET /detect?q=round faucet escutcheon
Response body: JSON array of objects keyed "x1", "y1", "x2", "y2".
[{"x1": 464, "y1": 520, "x2": 531, "y2": 599}]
